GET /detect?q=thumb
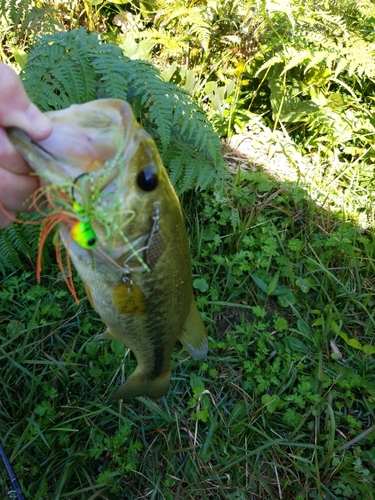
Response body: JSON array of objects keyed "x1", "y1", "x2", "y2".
[{"x1": 0, "y1": 63, "x2": 52, "y2": 140}]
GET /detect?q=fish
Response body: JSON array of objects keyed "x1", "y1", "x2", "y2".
[{"x1": 7, "y1": 99, "x2": 208, "y2": 399}]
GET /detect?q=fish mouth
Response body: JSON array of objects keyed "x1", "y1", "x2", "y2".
[
  {"x1": 8, "y1": 99, "x2": 143, "y2": 190},
  {"x1": 8, "y1": 98, "x2": 151, "y2": 224},
  {"x1": 8, "y1": 99, "x2": 156, "y2": 265}
]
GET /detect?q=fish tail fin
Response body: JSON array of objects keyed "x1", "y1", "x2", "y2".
[
  {"x1": 179, "y1": 299, "x2": 208, "y2": 360},
  {"x1": 110, "y1": 366, "x2": 171, "y2": 400}
]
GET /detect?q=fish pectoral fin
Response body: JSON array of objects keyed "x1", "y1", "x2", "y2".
[
  {"x1": 179, "y1": 300, "x2": 208, "y2": 360},
  {"x1": 109, "y1": 366, "x2": 171, "y2": 400}
]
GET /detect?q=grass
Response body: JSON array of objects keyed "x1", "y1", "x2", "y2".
[{"x1": 1, "y1": 167, "x2": 375, "y2": 499}]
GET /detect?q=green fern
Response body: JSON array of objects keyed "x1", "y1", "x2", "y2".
[
  {"x1": 0, "y1": 214, "x2": 44, "y2": 276},
  {"x1": 0, "y1": 0, "x2": 60, "y2": 63},
  {"x1": 252, "y1": 0, "x2": 375, "y2": 130},
  {"x1": 256, "y1": 1, "x2": 375, "y2": 80},
  {"x1": 1, "y1": 27, "x2": 224, "y2": 277},
  {"x1": 21, "y1": 28, "x2": 225, "y2": 192},
  {"x1": 137, "y1": 0, "x2": 212, "y2": 62},
  {"x1": 22, "y1": 30, "x2": 100, "y2": 109}
]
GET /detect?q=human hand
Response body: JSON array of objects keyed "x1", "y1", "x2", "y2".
[{"x1": 0, "y1": 63, "x2": 52, "y2": 229}]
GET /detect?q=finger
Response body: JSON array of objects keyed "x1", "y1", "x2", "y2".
[
  {"x1": 0, "y1": 209, "x2": 16, "y2": 229},
  {"x1": 0, "y1": 128, "x2": 32, "y2": 175},
  {"x1": 0, "y1": 63, "x2": 52, "y2": 140},
  {"x1": 0, "y1": 167, "x2": 39, "y2": 212}
]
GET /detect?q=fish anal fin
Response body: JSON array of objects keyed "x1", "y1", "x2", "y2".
[
  {"x1": 179, "y1": 300, "x2": 207, "y2": 360},
  {"x1": 113, "y1": 280, "x2": 146, "y2": 316},
  {"x1": 109, "y1": 366, "x2": 171, "y2": 400}
]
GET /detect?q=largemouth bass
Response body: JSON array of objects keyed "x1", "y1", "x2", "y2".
[{"x1": 8, "y1": 99, "x2": 207, "y2": 399}]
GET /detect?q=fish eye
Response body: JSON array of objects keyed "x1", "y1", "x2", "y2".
[
  {"x1": 137, "y1": 164, "x2": 158, "y2": 191},
  {"x1": 87, "y1": 237, "x2": 97, "y2": 247}
]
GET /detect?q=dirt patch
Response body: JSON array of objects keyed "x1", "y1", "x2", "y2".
[{"x1": 224, "y1": 129, "x2": 311, "y2": 183}]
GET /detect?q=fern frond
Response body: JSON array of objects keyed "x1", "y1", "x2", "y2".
[
  {"x1": 144, "y1": 3, "x2": 211, "y2": 54},
  {"x1": 23, "y1": 31, "x2": 97, "y2": 110},
  {"x1": 173, "y1": 6, "x2": 211, "y2": 54},
  {"x1": 1, "y1": 0, "x2": 62, "y2": 55},
  {"x1": 20, "y1": 7, "x2": 61, "y2": 41},
  {"x1": 0, "y1": 214, "x2": 43, "y2": 275},
  {"x1": 0, "y1": 228, "x2": 23, "y2": 274},
  {"x1": 21, "y1": 28, "x2": 225, "y2": 192},
  {"x1": 304, "y1": 51, "x2": 331, "y2": 73},
  {"x1": 281, "y1": 48, "x2": 312, "y2": 74},
  {"x1": 166, "y1": 129, "x2": 225, "y2": 192},
  {"x1": 256, "y1": 54, "x2": 284, "y2": 76},
  {"x1": 85, "y1": 42, "x2": 129, "y2": 101},
  {"x1": 141, "y1": 27, "x2": 185, "y2": 53},
  {"x1": 148, "y1": 96, "x2": 172, "y2": 155},
  {"x1": 1, "y1": 0, "x2": 30, "y2": 34},
  {"x1": 256, "y1": 1, "x2": 375, "y2": 90},
  {"x1": 342, "y1": 36, "x2": 375, "y2": 78}
]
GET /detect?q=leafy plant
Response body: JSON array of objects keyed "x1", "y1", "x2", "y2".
[
  {"x1": 21, "y1": 28, "x2": 225, "y2": 192},
  {"x1": 109, "y1": 0, "x2": 255, "y2": 71},
  {"x1": 0, "y1": 0, "x2": 61, "y2": 65},
  {"x1": 244, "y1": 0, "x2": 375, "y2": 163},
  {"x1": 0, "y1": 214, "x2": 47, "y2": 275},
  {"x1": 0, "y1": 26, "x2": 225, "y2": 274}
]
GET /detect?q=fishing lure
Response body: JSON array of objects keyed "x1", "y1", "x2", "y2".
[
  {"x1": 0, "y1": 137, "x2": 149, "y2": 304},
  {"x1": 0, "y1": 183, "x2": 98, "y2": 304},
  {"x1": 70, "y1": 174, "x2": 98, "y2": 250},
  {"x1": 71, "y1": 213, "x2": 97, "y2": 249}
]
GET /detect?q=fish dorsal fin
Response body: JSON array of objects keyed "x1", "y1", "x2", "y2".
[
  {"x1": 112, "y1": 279, "x2": 146, "y2": 315},
  {"x1": 179, "y1": 300, "x2": 208, "y2": 360}
]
